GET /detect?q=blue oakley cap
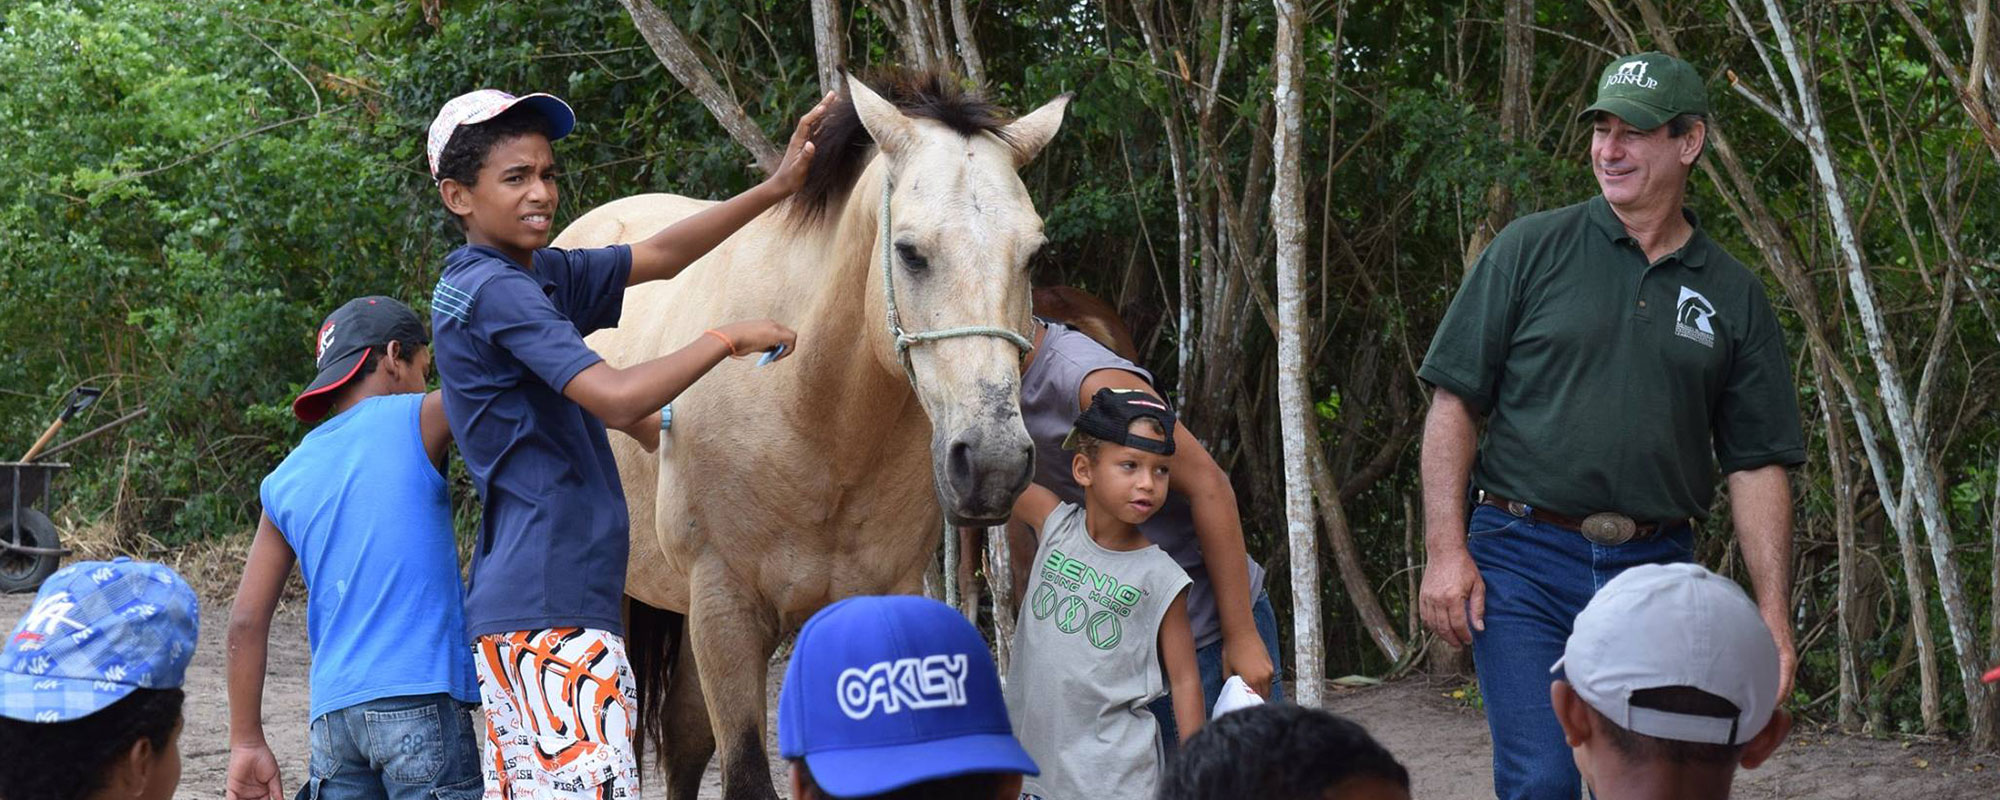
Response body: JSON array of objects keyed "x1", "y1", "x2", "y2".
[{"x1": 778, "y1": 595, "x2": 1037, "y2": 796}]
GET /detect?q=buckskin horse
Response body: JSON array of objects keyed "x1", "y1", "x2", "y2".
[{"x1": 554, "y1": 70, "x2": 1070, "y2": 798}]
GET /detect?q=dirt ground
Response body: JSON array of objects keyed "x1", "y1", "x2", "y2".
[{"x1": 8, "y1": 591, "x2": 1995, "y2": 799}]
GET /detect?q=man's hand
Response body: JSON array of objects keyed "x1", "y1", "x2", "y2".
[
  {"x1": 1727, "y1": 464, "x2": 1795, "y2": 704},
  {"x1": 225, "y1": 742, "x2": 283, "y2": 800},
  {"x1": 1222, "y1": 635, "x2": 1275, "y2": 699},
  {"x1": 1767, "y1": 607, "x2": 1797, "y2": 702},
  {"x1": 767, "y1": 91, "x2": 837, "y2": 195},
  {"x1": 1419, "y1": 546, "x2": 1485, "y2": 648}
]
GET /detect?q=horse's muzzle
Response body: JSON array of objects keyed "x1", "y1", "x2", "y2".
[{"x1": 937, "y1": 426, "x2": 1034, "y2": 525}]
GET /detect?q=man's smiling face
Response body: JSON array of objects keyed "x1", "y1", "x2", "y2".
[{"x1": 1589, "y1": 112, "x2": 1699, "y2": 211}]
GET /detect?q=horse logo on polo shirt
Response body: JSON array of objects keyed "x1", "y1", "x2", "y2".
[{"x1": 1676, "y1": 286, "x2": 1717, "y2": 348}]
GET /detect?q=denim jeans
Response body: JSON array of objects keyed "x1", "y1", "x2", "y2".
[
  {"x1": 1466, "y1": 503, "x2": 1695, "y2": 800},
  {"x1": 297, "y1": 693, "x2": 483, "y2": 800},
  {"x1": 1153, "y1": 590, "x2": 1286, "y2": 750}
]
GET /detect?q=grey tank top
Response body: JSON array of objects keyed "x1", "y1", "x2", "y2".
[
  {"x1": 1005, "y1": 503, "x2": 1194, "y2": 800},
  {"x1": 1019, "y1": 321, "x2": 1266, "y2": 647}
]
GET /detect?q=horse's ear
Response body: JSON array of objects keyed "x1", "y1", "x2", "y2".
[
  {"x1": 1000, "y1": 93, "x2": 1071, "y2": 168},
  {"x1": 847, "y1": 72, "x2": 915, "y2": 156}
]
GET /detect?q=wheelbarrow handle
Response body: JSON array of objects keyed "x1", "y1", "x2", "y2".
[
  {"x1": 0, "y1": 540, "x2": 72, "y2": 557},
  {"x1": 19, "y1": 420, "x2": 63, "y2": 463}
]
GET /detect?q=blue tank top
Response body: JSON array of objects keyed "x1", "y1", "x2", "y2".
[{"x1": 260, "y1": 393, "x2": 478, "y2": 720}]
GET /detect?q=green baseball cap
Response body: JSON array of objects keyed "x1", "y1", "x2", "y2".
[{"x1": 1579, "y1": 52, "x2": 1708, "y2": 131}]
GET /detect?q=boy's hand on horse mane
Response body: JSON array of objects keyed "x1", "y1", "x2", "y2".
[{"x1": 768, "y1": 91, "x2": 837, "y2": 195}]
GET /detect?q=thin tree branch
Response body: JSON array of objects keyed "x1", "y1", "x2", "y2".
[
  {"x1": 99, "y1": 104, "x2": 353, "y2": 190},
  {"x1": 225, "y1": 13, "x2": 320, "y2": 116},
  {"x1": 617, "y1": 0, "x2": 782, "y2": 174}
]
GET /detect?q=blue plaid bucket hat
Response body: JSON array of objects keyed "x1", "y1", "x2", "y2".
[{"x1": 0, "y1": 558, "x2": 199, "y2": 723}]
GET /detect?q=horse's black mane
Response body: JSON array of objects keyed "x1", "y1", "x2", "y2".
[{"x1": 787, "y1": 67, "x2": 1016, "y2": 224}]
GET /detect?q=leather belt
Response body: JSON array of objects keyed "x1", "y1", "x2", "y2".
[{"x1": 1477, "y1": 492, "x2": 1686, "y2": 546}]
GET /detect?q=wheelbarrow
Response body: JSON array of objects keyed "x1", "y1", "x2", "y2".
[
  {"x1": 1, "y1": 461, "x2": 71, "y2": 593},
  {"x1": 1, "y1": 387, "x2": 148, "y2": 593}
]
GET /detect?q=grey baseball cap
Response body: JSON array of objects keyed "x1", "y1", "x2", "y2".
[{"x1": 1553, "y1": 563, "x2": 1779, "y2": 746}]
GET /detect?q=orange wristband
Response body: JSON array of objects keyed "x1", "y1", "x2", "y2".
[{"x1": 703, "y1": 328, "x2": 739, "y2": 357}]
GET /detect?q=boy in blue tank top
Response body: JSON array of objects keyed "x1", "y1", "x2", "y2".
[{"x1": 225, "y1": 296, "x2": 482, "y2": 800}]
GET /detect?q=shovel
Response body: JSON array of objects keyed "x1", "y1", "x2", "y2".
[{"x1": 20, "y1": 386, "x2": 102, "y2": 462}]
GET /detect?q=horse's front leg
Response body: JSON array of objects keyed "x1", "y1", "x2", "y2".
[
  {"x1": 688, "y1": 561, "x2": 781, "y2": 800},
  {"x1": 661, "y1": 617, "x2": 714, "y2": 800}
]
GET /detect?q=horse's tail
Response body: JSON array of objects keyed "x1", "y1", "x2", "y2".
[{"x1": 624, "y1": 594, "x2": 685, "y2": 777}]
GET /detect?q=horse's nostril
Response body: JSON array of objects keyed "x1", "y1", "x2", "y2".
[{"x1": 947, "y1": 437, "x2": 977, "y2": 491}]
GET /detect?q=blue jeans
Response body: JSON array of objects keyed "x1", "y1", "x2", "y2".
[
  {"x1": 298, "y1": 693, "x2": 483, "y2": 800},
  {"x1": 1467, "y1": 503, "x2": 1694, "y2": 800},
  {"x1": 1152, "y1": 590, "x2": 1286, "y2": 750}
]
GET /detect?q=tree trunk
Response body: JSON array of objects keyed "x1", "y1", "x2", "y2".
[
  {"x1": 897, "y1": 0, "x2": 951, "y2": 71},
  {"x1": 1815, "y1": 354, "x2": 1864, "y2": 730},
  {"x1": 942, "y1": 516, "x2": 959, "y2": 610},
  {"x1": 810, "y1": 0, "x2": 845, "y2": 96},
  {"x1": 956, "y1": 527, "x2": 981, "y2": 622},
  {"x1": 858, "y1": 0, "x2": 927, "y2": 69},
  {"x1": 1749, "y1": 0, "x2": 1991, "y2": 745},
  {"x1": 985, "y1": 524, "x2": 1015, "y2": 676},
  {"x1": 947, "y1": 0, "x2": 985, "y2": 86},
  {"x1": 617, "y1": 0, "x2": 781, "y2": 174},
  {"x1": 1990, "y1": 448, "x2": 2000, "y2": 725},
  {"x1": 1891, "y1": 467, "x2": 1944, "y2": 732},
  {"x1": 1307, "y1": 444, "x2": 1409, "y2": 664},
  {"x1": 1271, "y1": 0, "x2": 1322, "y2": 708},
  {"x1": 1129, "y1": 0, "x2": 1198, "y2": 400},
  {"x1": 1464, "y1": 0, "x2": 1533, "y2": 268}
]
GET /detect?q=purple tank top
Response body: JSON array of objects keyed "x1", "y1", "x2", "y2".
[{"x1": 1018, "y1": 321, "x2": 1266, "y2": 647}]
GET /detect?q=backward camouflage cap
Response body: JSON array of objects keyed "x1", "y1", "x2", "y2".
[{"x1": 1579, "y1": 52, "x2": 1708, "y2": 131}]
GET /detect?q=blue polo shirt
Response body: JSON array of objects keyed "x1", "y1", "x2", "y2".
[{"x1": 432, "y1": 242, "x2": 634, "y2": 639}]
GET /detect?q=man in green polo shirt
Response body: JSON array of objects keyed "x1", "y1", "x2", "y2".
[{"x1": 1416, "y1": 52, "x2": 1804, "y2": 799}]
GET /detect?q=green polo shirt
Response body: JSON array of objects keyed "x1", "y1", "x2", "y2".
[{"x1": 1420, "y1": 195, "x2": 1805, "y2": 521}]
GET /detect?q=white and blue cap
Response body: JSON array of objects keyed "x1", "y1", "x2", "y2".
[
  {"x1": 1554, "y1": 563, "x2": 1778, "y2": 746},
  {"x1": 778, "y1": 595, "x2": 1037, "y2": 796},
  {"x1": 426, "y1": 89, "x2": 577, "y2": 178},
  {"x1": 0, "y1": 558, "x2": 198, "y2": 723}
]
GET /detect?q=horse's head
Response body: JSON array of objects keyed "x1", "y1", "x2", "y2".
[{"x1": 845, "y1": 73, "x2": 1068, "y2": 526}]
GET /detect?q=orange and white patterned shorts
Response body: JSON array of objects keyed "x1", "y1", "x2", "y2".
[{"x1": 474, "y1": 628, "x2": 638, "y2": 800}]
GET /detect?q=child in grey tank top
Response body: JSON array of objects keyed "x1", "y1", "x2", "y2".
[{"x1": 1003, "y1": 389, "x2": 1201, "y2": 800}]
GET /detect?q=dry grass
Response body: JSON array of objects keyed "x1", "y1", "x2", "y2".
[{"x1": 54, "y1": 512, "x2": 305, "y2": 602}]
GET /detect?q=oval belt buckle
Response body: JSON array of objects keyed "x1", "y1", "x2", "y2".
[{"x1": 1580, "y1": 513, "x2": 1637, "y2": 546}]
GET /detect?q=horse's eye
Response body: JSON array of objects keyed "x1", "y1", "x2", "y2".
[{"x1": 896, "y1": 242, "x2": 930, "y2": 272}]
